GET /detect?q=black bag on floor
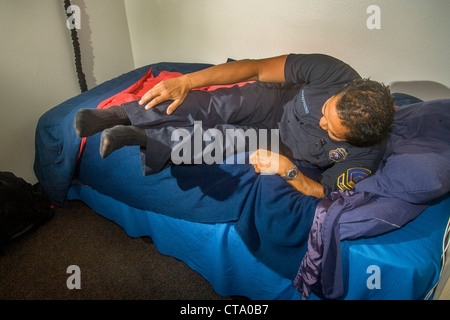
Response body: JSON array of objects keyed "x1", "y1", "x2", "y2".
[{"x1": 0, "y1": 171, "x2": 54, "y2": 252}]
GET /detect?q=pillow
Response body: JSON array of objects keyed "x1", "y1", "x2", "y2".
[
  {"x1": 338, "y1": 192, "x2": 428, "y2": 240},
  {"x1": 355, "y1": 99, "x2": 450, "y2": 204},
  {"x1": 355, "y1": 152, "x2": 450, "y2": 203}
]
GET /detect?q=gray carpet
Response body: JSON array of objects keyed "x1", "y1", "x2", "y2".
[{"x1": 0, "y1": 200, "x2": 231, "y2": 300}]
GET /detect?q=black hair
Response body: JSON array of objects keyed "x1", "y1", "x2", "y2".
[{"x1": 335, "y1": 78, "x2": 395, "y2": 147}]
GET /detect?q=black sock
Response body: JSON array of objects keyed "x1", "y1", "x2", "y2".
[
  {"x1": 74, "y1": 105, "x2": 131, "y2": 138},
  {"x1": 99, "y1": 125, "x2": 147, "y2": 158}
]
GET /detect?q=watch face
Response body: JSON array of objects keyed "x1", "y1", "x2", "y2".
[
  {"x1": 285, "y1": 167, "x2": 299, "y2": 180},
  {"x1": 287, "y1": 170, "x2": 296, "y2": 179}
]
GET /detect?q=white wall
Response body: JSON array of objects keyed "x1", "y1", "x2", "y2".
[
  {"x1": 72, "y1": 0, "x2": 135, "y2": 88},
  {"x1": 0, "y1": 0, "x2": 134, "y2": 183},
  {"x1": 124, "y1": 0, "x2": 450, "y2": 97},
  {"x1": 0, "y1": 1, "x2": 80, "y2": 183}
]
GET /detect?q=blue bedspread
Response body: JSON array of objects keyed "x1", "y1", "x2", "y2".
[
  {"x1": 78, "y1": 132, "x2": 321, "y2": 279},
  {"x1": 34, "y1": 62, "x2": 450, "y2": 299}
]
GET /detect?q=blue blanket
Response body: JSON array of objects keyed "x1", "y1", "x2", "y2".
[
  {"x1": 78, "y1": 132, "x2": 321, "y2": 278},
  {"x1": 34, "y1": 62, "x2": 450, "y2": 299}
]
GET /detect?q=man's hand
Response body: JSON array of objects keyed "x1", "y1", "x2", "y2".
[
  {"x1": 139, "y1": 75, "x2": 191, "y2": 115},
  {"x1": 250, "y1": 149, "x2": 325, "y2": 198},
  {"x1": 249, "y1": 149, "x2": 291, "y2": 175}
]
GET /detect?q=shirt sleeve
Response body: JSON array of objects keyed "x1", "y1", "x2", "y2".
[
  {"x1": 319, "y1": 145, "x2": 384, "y2": 197},
  {"x1": 284, "y1": 54, "x2": 361, "y2": 87}
]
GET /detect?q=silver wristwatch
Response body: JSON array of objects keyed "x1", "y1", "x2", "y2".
[{"x1": 282, "y1": 166, "x2": 299, "y2": 180}]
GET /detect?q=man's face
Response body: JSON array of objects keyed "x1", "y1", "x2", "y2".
[{"x1": 319, "y1": 95, "x2": 350, "y2": 142}]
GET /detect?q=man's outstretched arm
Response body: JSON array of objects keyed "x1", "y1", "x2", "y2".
[{"x1": 139, "y1": 55, "x2": 288, "y2": 114}]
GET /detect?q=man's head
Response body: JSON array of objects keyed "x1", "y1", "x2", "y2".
[{"x1": 320, "y1": 79, "x2": 395, "y2": 147}]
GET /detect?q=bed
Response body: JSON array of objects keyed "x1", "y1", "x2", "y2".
[{"x1": 34, "y1": 60, "x2": 450, "y2": 300}]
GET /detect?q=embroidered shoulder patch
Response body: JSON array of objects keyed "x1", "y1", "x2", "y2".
[{"x1": 337, "y1": 167, "x2": 372, "y2": 191}]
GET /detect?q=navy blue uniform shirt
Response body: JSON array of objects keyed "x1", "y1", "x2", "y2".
[{"x1": 279, "y1": 54, "x2": 385, "y2": 196}]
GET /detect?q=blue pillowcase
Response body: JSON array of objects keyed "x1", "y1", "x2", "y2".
[
  {"x1": 355, "y1": 99, "x2": 450, "y2": 204},
  {"x1": 358, "y1": 152, "x2": 450, "y2": 204}
]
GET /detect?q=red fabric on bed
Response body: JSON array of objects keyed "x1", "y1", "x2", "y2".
[{"x1": 97, "y1": 67, "x2": 252, "y2": 109}]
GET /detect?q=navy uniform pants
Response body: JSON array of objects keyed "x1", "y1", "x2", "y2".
[{"x1": 122, "y1": 82, "x2": 299, "y2": 174}]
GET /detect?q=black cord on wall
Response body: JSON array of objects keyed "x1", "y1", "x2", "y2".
[{"x1": 64, "y1": 0, "x2": 88, "y2": 92}]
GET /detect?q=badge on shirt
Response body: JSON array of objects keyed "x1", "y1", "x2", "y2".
[{"x1": 328, "y1": 147, "x2": 348, "y2": 162}]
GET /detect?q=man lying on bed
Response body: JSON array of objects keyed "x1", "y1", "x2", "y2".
[{"x1": 74, "y1": 54, "x2": 395, "y2": 198}]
